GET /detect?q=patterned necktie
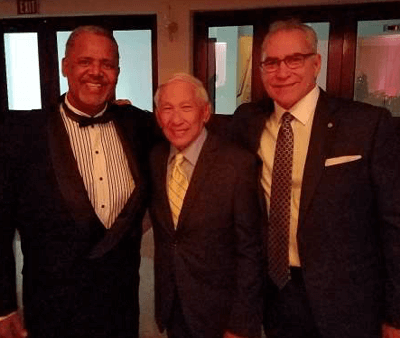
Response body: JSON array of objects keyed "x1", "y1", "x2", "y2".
[
  {"x1": 268, "y1": 112, "x2": 294, "y2": 289},
  {"x1": 168, "y1": 153, "x2": 189, "y2": 228}
]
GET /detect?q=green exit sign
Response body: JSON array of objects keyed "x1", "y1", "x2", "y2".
[{"x1": 18, "y1": 0, "x2": 38, "y2": 14}]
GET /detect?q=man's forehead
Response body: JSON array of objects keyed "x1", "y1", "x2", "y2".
[
  {"x1": 264, "y1": 30, "x2": 310, "y2": 57},
  {"x1": 73, "y1": 32, "x2": 116, "y2": 49},
  {"x1": 161, "y1": 80, "x2": 196, "y2": 97},
  {"x1": 69, "y1": 34, "x2": 118, "y2": 60}
]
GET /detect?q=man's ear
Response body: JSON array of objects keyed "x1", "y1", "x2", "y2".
[
  {"x1": 155, "y1": 109, "x2": 162, "y2": 127},
  {"x1": 203, "y1": 104, "x2": 211, "y2": 123},
  {"x1": 313, "y1": 53, "x2": 322, "y2": 79},
  {"x1": 61, "y1": 57, "x2": 68, "y2": 77}
]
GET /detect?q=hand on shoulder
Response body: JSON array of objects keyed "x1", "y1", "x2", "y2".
[
  {"x1": 0, "y1": 312, "x2": 27, "y2": 338},
  {"x1": 383, "y1": 323, "x2": 400, "y2": 338},
  {"x1": 223, "y1": 331, "x2": 247, "y2": 338}
]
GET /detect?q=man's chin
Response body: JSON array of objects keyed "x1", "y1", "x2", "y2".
[
  {"x1": 79, "y1": 99, "x2": 108, "y2": 115},
  {"x1": 169, "y1": 138, "x2": 190, "y2": 151}
]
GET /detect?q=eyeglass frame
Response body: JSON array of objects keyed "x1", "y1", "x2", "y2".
[{"x1": 260, "y1": 53, "x2": 316, "y2": 73}]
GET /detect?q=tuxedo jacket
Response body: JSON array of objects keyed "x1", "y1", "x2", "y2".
[
  {"x1": 149, "y1": 132, "x2": 263, "y2": 338},
  {"x1": 0, "y1": 99, "x2": 154, "y2": 337},
  {"x1": 231, "y1": 90, "x2": 400, "y2": 338}
]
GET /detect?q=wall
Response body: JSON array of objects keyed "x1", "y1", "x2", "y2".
[{"x1": 0, "y1": 0, "x2": 394, "y2": 84}]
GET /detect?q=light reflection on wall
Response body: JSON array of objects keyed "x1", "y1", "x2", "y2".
[{"x1": 215, "y1": 42, "x2": 227, "y2": 88}]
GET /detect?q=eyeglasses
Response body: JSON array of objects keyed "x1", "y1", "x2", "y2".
[{"x1": 260, "y1": 53, "x2": 316, "y2": 73}]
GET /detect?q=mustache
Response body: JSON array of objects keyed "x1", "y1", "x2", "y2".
[{"x1": 82, "y1": 75, "x2": 107, "y2": 85}]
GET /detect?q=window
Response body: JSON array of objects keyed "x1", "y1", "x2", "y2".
[
  {"x1": 4, "y1": 32, "x2": 42, "y2": 110},
  {"x1": 208, "y1": 25, "x2": 253, "y2": 114},
  {"x1": 355, "y1": 19, "x2": 400, "y2": 116}
]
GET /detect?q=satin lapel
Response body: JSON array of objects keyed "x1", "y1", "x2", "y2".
[
  {"x1": 153, "y1": 142, "x2": 176, "y2": 233},
  {"x1": 298, "y1": 91, "x2": 339, "y2": 229},
  {"x1": 114, "y1": 108, "x2": 142, "y2": 188},
  {"x1": 89, "y1": 109, "x2": 147, "y2": 258},
  {"x1": 176, "y1": 133, "x2": 219, "y2": 230},
  {"x1": 47, "y1": 101, "x2": 99, "y2": 227}
]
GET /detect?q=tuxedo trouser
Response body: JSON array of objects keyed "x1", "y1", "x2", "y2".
[
  {"x1": 263, "y1": 267, "x2": 322, "y2": 338},
  {"x1": 24, "y1": 236, "x2": 140, "y2": 338}
]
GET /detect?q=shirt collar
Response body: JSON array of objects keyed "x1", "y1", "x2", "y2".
[
  {"x1": 169, "y1": 128, "x2": 208, "y2": 167},
  {"x1": 273, "y1": 85, "x2": 320, "y2": 126},
  {"x1": 65, "y1": 93, "x2": 107, "y2": 118}
]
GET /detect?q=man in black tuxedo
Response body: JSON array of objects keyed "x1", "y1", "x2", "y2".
[
  {"x1": 231, "y1": 20, "x2": 400, "y2": 338},
  {"x1": 149, "y1": 73, "x2": 262, "y2": 338},
  {"x1": 0, "y1": 26, "x2": 153, "y2": 338}
]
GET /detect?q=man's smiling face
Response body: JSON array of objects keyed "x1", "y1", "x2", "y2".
[
  {"x1": 261, "y1": 29, "x2": 321, "y2": 110},
  {"x1": 62, "y1": 31, "x2": 120, "y2": 116},
  {"x1": 156, "y1": 80, "x2": 210, "y2": 151}
]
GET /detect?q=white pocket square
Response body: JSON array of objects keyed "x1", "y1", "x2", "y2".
[{"x1": 325, "y1": 155, "x2": 362, "y2": 167}]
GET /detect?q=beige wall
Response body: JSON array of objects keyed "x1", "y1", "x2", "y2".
[{"x1": 0, "y1": 0, "x2": 394, "y2": 83}]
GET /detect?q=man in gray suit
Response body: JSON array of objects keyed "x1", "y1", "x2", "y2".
[
  {"x1": 231, "y1": 19, "x2": 400, "y2": 338},
  {"x1": 150, "y1": 73, "x2": 262, "y2": 338}
]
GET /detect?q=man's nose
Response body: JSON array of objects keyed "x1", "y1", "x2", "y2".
[
  {"x1": 275, "y1": 60, "x2": 291, "y2": 78},
  {"x1": 171, "y1": 109, "x2": 184, "y2": 123},
  {"x1": 89, "y1": 62, "x2": 103, "y2": 76}
]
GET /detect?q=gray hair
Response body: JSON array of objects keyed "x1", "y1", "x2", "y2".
[
  {"x1": 154, "y1": 73, "x2": 212, "y2": 113},
  {"x1": 65, "y1": 25, "x2": 119, "y2": 62},
  {"x1": 261, "y1": 19, "x2": 318, "y2": 60}
]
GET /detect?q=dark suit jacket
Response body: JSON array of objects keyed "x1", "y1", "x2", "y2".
[
  {"x1": 231, "y1": 90, "x2": 400, "y2": 338},
  {"x1": 149, "y1": 132, "x2": 263, "y2": 338},
  {"x1": 0, "y1": 100, "x2": 154, "y2": 338}
]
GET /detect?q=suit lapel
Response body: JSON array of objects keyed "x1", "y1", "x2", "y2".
[
  {"x1": 177, "y1": 133, "x2": 219, "y2": 229},
  {"x1": 298, "y1": 91, "x2": 339, "y2": 229},
  {"x1": 114, "y1": 107, "x2": 142, "y2": 185},
  {"x1": 47, "y1": 100, "x2": 99, "y2": 228},
  {"x1": 153, "y1": 141, "x2": 176, "y2": 233},
  {"x1": 90, "y1": 107, "x2": 148, "y2": 258},
  {"x1": 248, "y1": 101, "x2": 273, "y2": 217},
  {"x1": 48, "y1": 101, "x2": 146, "y2": 258},
  {"x1": 248, "y1": 100, "x2": 273, "y2": 154}
]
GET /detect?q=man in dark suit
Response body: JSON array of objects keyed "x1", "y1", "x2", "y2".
[
  {"x1": 231, "y1": 20, "x2": 400, "y2": 338},
  {"x1": 149, "y1": 73, "x2": 262, "y2": 338},
  {"x1": 0, "y1": 26, "x2": 153, "y2": 338}
]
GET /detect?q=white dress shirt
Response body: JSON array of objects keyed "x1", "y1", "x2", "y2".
[{"x1": 61, "y1": 96, "x2": 135, "y2": 229}]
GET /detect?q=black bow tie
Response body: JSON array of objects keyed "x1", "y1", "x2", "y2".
[{"x1": 62, "y1": 102, "x2": 114, "y2": 127}]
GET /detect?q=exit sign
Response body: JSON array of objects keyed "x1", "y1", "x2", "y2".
[{"x1": 17, "y1": 0, "x2": 38, "y2": 14}]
